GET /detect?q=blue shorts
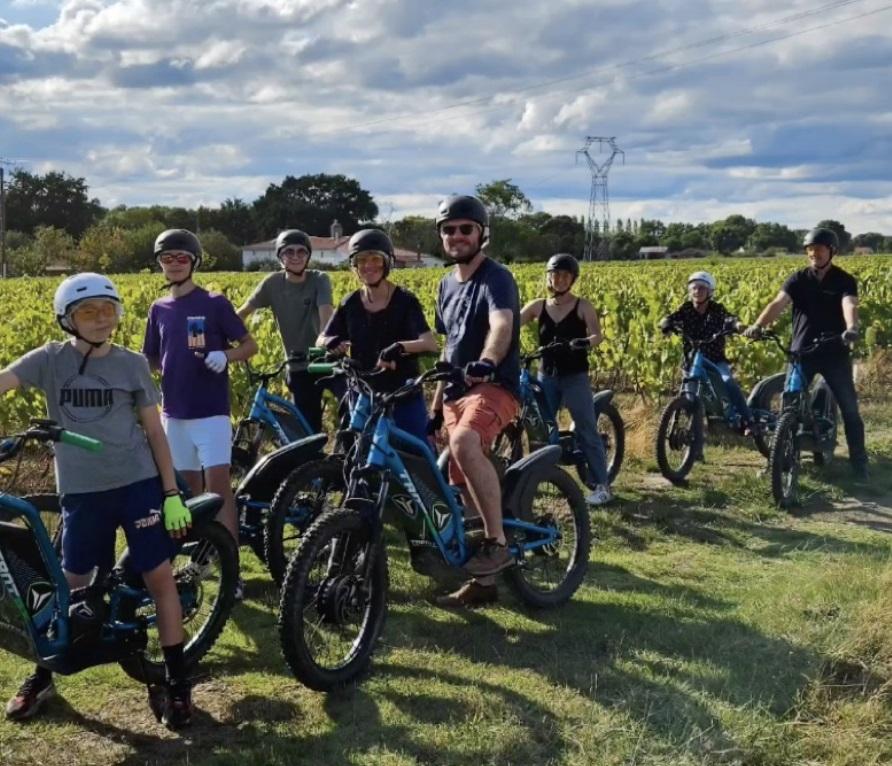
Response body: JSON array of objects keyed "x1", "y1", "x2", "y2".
[{"x1": 61, "y1": 476, "x2": 177, "y2": 576}]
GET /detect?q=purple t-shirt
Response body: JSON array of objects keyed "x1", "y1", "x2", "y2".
[{"x1": 143, "y1": 287, "x2": 247, "y2": 419}]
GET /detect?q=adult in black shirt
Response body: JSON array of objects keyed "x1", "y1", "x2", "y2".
[
  {"x1": 745, "y1": 227, "x2": 867, "y2": 478},
  {"x1": 318, "y1": 229, "x2": 438, "y2": 441}
]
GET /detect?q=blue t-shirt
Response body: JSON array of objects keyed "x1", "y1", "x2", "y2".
[
  {"x1": 435, "y1": 258, "x2": 520, "y2": 402},
  {"x1": 142, "y1": 287, "x2": 247, "y2": 419}
]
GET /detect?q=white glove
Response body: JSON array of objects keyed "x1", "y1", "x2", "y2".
[{"x1": 204, "y1": 350, "x2": 228, "y2": 373}]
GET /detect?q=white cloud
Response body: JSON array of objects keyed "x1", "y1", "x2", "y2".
[{"x1": 3, "y1": 0, "x2": 892, "y2": 235}]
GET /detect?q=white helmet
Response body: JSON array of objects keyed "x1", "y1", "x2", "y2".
[
  {"x1": 54, "y1": 273, "x2": 123, "y2": 333},
  {"x1": 687, "y1": 271, "x2": 716, "y2": 296}
]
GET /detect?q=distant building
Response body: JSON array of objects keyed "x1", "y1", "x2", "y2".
[
  {"x1": 853, "y1": 246, "x2": 874, "y2": 255},
  {"x1": 638, "y1": 246, "x2": 669, "y2": 259},
  {"x1": 241, "y1": 220, "x2": 440, "y2": 269}
]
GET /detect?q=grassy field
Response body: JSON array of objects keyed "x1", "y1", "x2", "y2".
[{"x1": 2, "y1": 397, "x2": 892, "y2": 765}]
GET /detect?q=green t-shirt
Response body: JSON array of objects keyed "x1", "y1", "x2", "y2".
[{"x1": 246, "y1": 270, "x2": 333, "y2": 370}]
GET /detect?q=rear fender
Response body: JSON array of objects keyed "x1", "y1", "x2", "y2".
[
  {"x1": 502, "y1": 445, "x2": 562, "y2": 517},
  {"x1": 236, "y1": 433, "x2": 328, "y2": 502}
]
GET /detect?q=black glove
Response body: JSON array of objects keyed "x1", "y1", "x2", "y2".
[
  {"x1": 659, "y1": 317, "x2": 674, "y2": 336},
  {"x1": 724, "y1": 317, "x2": 740, "y2": 333},
  {"x1": 464, "y1": 359, "x2": 496, "y2": 380},
  {"x1": 569, "y1": 337, "x2": 591, "y2": 351},
  {"x1": 378, "y1": 342, "x2": 405, "y2": 363},
  {"x1": 841, "y1": 327, "x2": 859, "y2": 344},
  {"x1": 426, "y1": 409, "x2": 444, "y2": 435},
  {"x1": 324, "y1": 336, "x2": 345, "y2": 351}
]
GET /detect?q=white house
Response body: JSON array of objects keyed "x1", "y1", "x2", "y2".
[{"x1": 241, "y1": 220, "x2": 440, "y2": 269}]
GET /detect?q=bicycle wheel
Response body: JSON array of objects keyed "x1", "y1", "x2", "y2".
[
  {"x1": 810, "y1": 386, "x2": 838, "y2": 467},
  {"x1": 750, "y1": 376, "x2": 784, "y2": 458},
  {"x1": 119, "y1": 519, "x2": 239, "y2": 685},
  {"x1": 655, "y1": 397, "x2": 703, "y2": 484},
  {"x1": 278, "y1": 508, "x2": 388, "y2": 691},
  {"x1": 770, "y1": 411, "x2": 801, "y2": 509},
  {"x1": 505, "y1": 465, "x2": 590, "y2": 609},
  {"x1": 574, "y1": 400, "x2": 625, "y2": 485},
  {"x1": 265, "y1": 458, "x2": 347, "y2": 586}
]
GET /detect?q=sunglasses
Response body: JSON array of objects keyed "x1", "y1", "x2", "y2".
[
  {"x1": 159, "y1": 253, "x2": 193, "y2": 265},
  {"x1": 280, "y1": 247, "x2": 309, "y2": 259},
  {"x1": 353, "y1": 253, "x2": 386, "y2": 268},
  {"x1": 440, "y1": 223, "x2": 478, "y2": 237},
  {"x1": 73, "y1": 302, "x2": 117, "y2": 322}
]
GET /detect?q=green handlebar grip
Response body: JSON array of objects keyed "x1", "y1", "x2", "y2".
[
  {"x1": 59, "y1": 430, "x2": 103, "y2": 452},
  {"x1": 307, "y1": 346, "x2": 325, "y2": 357},
  {"x1": 307, "y1": 363, "x2": 335, "y2": 375}
]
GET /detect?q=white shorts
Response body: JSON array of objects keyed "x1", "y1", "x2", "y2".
[{"x1": 162, "y1": 415, "x2": 232, "y2": 472}]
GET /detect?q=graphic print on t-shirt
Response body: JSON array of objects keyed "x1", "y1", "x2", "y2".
[
  {"x1": 58, "y1": 372, "x2": 114, "y2": 422},
  {"x1": 186, "y1": 316, "x2": 207, "y2": 349}
]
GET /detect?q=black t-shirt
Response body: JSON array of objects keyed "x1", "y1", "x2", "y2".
[
  {"x1": 322, "y1": 286, "x2": 430, "y2": 393},
  {"x1": 782, "y1": 265, "x2": 857, "y2": 355},
  {"x1": 435, "y1": 258, "x2": 520, "y2": 402},
  {"x1": 665, "y1": 300, "x2": 737, "y2": 363}
]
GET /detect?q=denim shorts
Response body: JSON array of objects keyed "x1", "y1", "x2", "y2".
[{"x1": 61, "y1": 476, "x2": 177, "y2": 575}]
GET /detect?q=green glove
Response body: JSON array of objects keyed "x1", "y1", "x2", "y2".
[{"x1": 163, "y1": 493, "x2": 192, "y2": 535}]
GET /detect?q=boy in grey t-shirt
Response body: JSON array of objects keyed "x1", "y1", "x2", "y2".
[
  {"x1": 237, "y1": 229, "x2": 335, "y2": 432},
  {"x1": 0, "y1": 273, "x2": 194, "y2": 730}
]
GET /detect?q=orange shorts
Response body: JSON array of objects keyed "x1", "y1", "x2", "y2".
[{"x1": 443, "y1": 383, "x2": 519, "y2": 485}]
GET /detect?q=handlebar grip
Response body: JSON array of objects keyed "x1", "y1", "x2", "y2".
[
  {"x1": 307, "y1": 363, "x2": 336, "y2": 375},
  {"x1": 307, "y1": 346, "x2": 325, "y2": 358},
  {"x1": 59, "y1": 430, "x2": 103, "y2": 452}
]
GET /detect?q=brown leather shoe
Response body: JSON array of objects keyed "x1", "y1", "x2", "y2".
[
  {"x1": 435, "y1": 580, "x2": 499, "y2": 608},
  {"x1": 464, "y1": 538, "x2": 513, "y2": 577}
]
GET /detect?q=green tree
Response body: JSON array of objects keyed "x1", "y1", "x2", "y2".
[
  {"x1": 390, "y1": 215, "x2": 441, "y2": 257},
  {"x1": 252, "y1": 174, "x2": 378, "y2": 238},
  {"x1": 202, "y1": 198, "x2": 258, "y2": 245},
  {"x1": 747, "y1": 222, "x2": 799, "y2": 253},
  {"x1": 6, "y1": 170, "x2": 104, "y2": 237},
  {"x1": 9, "y1": 226, "x2": 76, "y2": 276},
  {"x1": 852, "y1": 232, "x2": 885, "y2": 252},
  {"x1": 710, "y1": 215, "x2": 756, "y2": 254},
  {"x1": 200, "y1": 229, "x2": 242, "y2": 271},
  {"x1": 474, "y1": 179, "x2": 532, "y2": 219}
]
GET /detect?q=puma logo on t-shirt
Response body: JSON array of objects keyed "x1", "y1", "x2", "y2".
[{"x1": 59, "y1": 373, "x2": 115, "y2": 422}]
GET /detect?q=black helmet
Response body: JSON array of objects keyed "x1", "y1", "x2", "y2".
[
  {"x1": 348, "y1": 228, "x2": 395, "y2": 276},
  {"x1": 436, "y1": 195, "x2": 489, "y2": 229},
  {"x1": 275, "y1": 229, "x2": 312, "y2": 259},
  {"x1": 154, "y1": 228, "x2": 202, "y2": 269},
  {"x1": 546, "y1": 253, "x2": 580, "y2": 281},
  {"x1": 803, "y1": 227, "x2": 839, "y2": 254}
]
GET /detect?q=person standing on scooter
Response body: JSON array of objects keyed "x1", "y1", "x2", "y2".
[{"x1": 744, "y1": 227, "x2": 867, "y2": 480}]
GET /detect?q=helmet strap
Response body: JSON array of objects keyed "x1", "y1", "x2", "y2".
[{"x1": 284, "y1": 263, "x2": 308, "y2": 278}]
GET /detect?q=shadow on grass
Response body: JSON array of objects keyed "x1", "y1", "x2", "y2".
[{"x1": 384, "y1": 591, "x2": 816, "y2": 752}]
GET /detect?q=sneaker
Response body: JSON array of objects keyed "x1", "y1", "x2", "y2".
[
  {"x1": 435, "y1": 580, "x2": 498, "y2": 608},
  {"x1": 463, "y1": 538, "x2": 513, "y2": 577},
  {"x1": 163, "y1": 680, "x2": 193, "y2": 730},
  {"x1": 5, "y1": 671, "x2": 55, "y2": 721},
  {"x1": 585, "y1": 485, "x2": 613, "y2": 506},
  {"x1": 234, "y1": 577, "x2": 246, "y2": 602}
]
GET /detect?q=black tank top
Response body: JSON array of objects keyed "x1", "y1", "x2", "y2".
[{"x1": 538, "y1": 299, "x2": 589, "y2": 376}]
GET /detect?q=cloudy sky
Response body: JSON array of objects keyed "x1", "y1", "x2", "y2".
[{"x1": 2, "y1": 0, "x2": 892, "y2": 233}]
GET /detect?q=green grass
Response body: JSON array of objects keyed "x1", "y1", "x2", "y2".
[{"x1": 3, "y1": 405, "x2": 892, "y2": 765}]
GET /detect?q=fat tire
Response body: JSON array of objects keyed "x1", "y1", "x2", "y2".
[
  {"x1": 264, "y1": 458, "x2": 346, "y2": 586},
  {"x1": 770, "y1": 411, "x2": 801, "y2": 509},
  {"x1": 656, "y1": 397, "x2": 703, "y2": 484},
  {"x1": 505, "y1": 466, "x2": 590, "y2": 609},
  {"x1": 278, "y1": 509, "x2": 388, "y2": 692},
  {"x1": 119, "y1": 519, "x2": 238, "y2": 684}
]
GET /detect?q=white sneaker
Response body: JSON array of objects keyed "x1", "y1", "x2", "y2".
[{"x1": 585, "y1": 485, "x2": 613, "y2": 506}]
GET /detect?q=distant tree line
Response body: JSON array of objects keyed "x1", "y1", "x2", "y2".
[{"x1": 2, "y1": 169, "x2": 889, "y2": 276}]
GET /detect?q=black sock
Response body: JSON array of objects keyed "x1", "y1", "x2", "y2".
[{"x1": 161, "y1": 642, "x2": 186, "y2": 686}]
